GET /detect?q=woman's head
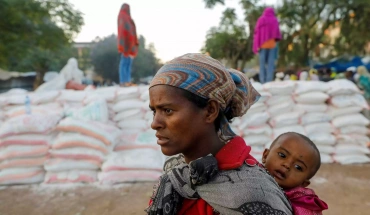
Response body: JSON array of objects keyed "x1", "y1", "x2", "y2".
[
  {"x1": 149, "y1": 53, "x2": 259, "y2": 159},
  {"x1": 262, "y1": 132, "x2": 321, "y2": 190},
  {"x1": 121, "y1": 3, "x2": 130, "y2": 15},
  {"x1": 262, "y1": 7, "x2": 276, "y2": 16},
  {"x1": 150, "y1": 54, "x2": 259, "y2": 140}
]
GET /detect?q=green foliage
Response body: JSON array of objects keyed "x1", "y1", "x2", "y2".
[
  {"x1": 90, "y1": 35, "x2": 120, "y2": 83},
  {"x1": 204, "y1": 0, "x2": 370, "y2": 68},
  {"x1": 75, "y1": 46, "x2": 92, "y2": 72},
  {"x1": 203, "y1": 0, "x2": 225, "y2": 9},
  {"x1": 202, "y1": 1, "x2": 262, "y2": 69},
  {"x1": 132, "y1": 36, "x2": 162, "y2": 82},
  {"x1": 91, "y1": 35, "x2": 161, "y2": 83},
  {"x1": 277, "y1": 0, "x2": 370, "y2": 66},
  {"x1": 0, "y1": 0, "x2": 83, "y2": 88}
]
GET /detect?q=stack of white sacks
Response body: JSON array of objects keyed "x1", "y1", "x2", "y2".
[
  {"x1": 99, "y1": 129, "x2": 164, "y2": 184},
  {"x1": 263, "y1": 81, "x2": 304, "y2": 139},
  {"x1": 0, "y1": 113, "x2": 62, "y2": 185},
  {"x1": 45, "y1": 116, "x2": 121, "y2": 184},
  {"x1": 0, "y1": 86, "x2": 167, "y2": 186},
  {"x1": 293, "y1": 81, "x2": 334, "y2": 163},
  {"x1": 99, "y1": 86, "x2": 165, "y2": 184},
  {"x1": 44, "y1": 93, "x2": 119, "y2": 184},
  {"x1": 57, "y1": 90, "x2": 87, "y2": 115},
  {"x1": 78, "y1": 85, "x2": 164, "y2": 184},
  {"x1": 1, "y1": 78, "x2": 369, "y2": 186},
  {"x1": 99, "y1": 147, "x2": 165, "y2": 185},
  {"x1": 111, "y1": 86, "x2": 150, "y2": 133},
  {"x1": 0, "y1": 90, "x2": 64, "y2": 185},
  {"x1": 1, "y1": 89, "x2": 62, "y2": 120},
  {"x1": 327, "y1": 80, "x2": 370, "y2": 164},
  {"x1": 246, "y1": 80, "x2": 369, "y2": 164},
  {"x1": 83, "y1": 86, "x2": 120, "y2": 126},
  {"x1": 233, "y1": 82, "x2": 272, "y2": 162},
  {"x1": 0, "y1": 95, "x2": 6, "y2": 127}
]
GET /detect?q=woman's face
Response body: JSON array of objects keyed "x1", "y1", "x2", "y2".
[{"x1": 149, "y1": 85, "x2": 210, "y2": 157}]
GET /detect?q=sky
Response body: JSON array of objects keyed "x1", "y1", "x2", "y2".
[{"x1": 71, "y1": 0, "x2": 277, "y2": 62}]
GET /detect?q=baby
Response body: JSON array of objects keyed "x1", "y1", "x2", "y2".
[{"x1": 262, "y1": 132, "x2": 328, "y2": 215}]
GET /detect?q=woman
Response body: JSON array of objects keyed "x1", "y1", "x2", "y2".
[
  {"x1": 357, "y1": 66, "x2": 370, "y2": 99},
  {"x1": 309, "y1": 69, "x2": 319, "y2": 81},
  {"x1": 253, "y1": 7, "x2": 281, "y2": 84},
  {"x1": 117, "y1": 3, "x2": 139, "y2": 86},
  {"x1": 299, "y1": 71, "x2": 308, "y2": 81},
  {"x1": 146, "y1": 53, "x2": 292, "y2": 215}
]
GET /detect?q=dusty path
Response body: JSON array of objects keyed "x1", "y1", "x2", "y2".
[{"x1": 0, "y1": 164, "x2": 369, "y2": 215}]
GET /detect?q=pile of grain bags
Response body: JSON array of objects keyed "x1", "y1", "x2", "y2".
[
  {"x1": 67, "y1": 98, "x2": 109, "y2": 123},
  {"x1": 98, "y1": 148, "x2": 165, "y2": 185},
  {"x1": 112, "y1": 86, "x2": 150, "y2": 133},
  {"x1": 83, "y1": 86, "x2": 118, "y2": 125},
  {"x1": 0, "y1": 93, "x2": 6, "y2": 128},
  {"x1": 0, "y1": 113, "x2": 62, "y2": 185},
  {"x1": 293, "y1": 81, "x2": 334, "y2": 163},
  {"x1": 0, "y1": 89, "x2": 61, "y2": 122},
  {"x1": 238, "y1": 82, "x2": 272, "y2": 161},
  {"x1": 98, "y1": 129, "x2": 164, "y2": 184},
  {"x1": 56, "y1": 90, "x2": 87, "y2": 114},
  {"x1": 44, "y1": 117, "x2": 121, "y2": 184},
  {"x1": 327, "y1": 79, "x2": 370, "y2": 164},
  {"x1": 264, "y1": 81, "x2": 305, "y2": 139},
  {"x1": 4, "y1": 91, "x2": 62, "y2": 119},
  {"x1": 0, "y1": 89, "x2": 28, "y2": 118},
  {"x1": 114, "y1": 130, "x2": 158, "y2": 151}
]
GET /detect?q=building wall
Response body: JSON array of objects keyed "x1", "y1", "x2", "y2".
[{"x1": 0, "y1": 77, "x2": 35, "y2": 93}]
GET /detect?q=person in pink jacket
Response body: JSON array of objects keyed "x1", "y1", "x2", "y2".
[{"x1": 253, "y1": 7, "x2": 281, "y2": 84}]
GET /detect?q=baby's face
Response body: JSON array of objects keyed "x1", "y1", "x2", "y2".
[{"x1": 262, "y1": 134, "x2": 318, "y2": 189}]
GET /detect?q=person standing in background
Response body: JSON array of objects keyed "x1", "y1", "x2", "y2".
[
  {"x1": 309, "y1": 68, "x2": 319, "y2": 81},
  {"x1": 356, "y1": 66, "x2": 370, "y2": 100},
  {"x1": 356, "y1": 66, "x2": 370, "y2": 120},
  {"x1": 117, "y1": 3, "x2": 139, "y2": 87},
  {"x1": 253, "y1": 7, "x2": 281, "y2": 84}
]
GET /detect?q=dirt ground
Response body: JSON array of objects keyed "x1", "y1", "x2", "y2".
[{"x1": 0, "y1": 164, "x2": 369, "y2": 215}]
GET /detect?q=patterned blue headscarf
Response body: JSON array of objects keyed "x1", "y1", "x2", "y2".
[{"x1": 150, "y1": 53, "x2": 260, "y2": 141}]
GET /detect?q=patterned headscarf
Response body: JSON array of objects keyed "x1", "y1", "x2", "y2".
[{"x1": 150, "y1": 53, "x2": 260, "y2": 141}]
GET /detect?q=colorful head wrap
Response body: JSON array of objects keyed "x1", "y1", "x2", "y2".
[{"x1": 150, "y1": 53, "x2": 260, "y2": 141}]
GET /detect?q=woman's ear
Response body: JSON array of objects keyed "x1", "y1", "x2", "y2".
[{"x1": 205, "y1": 100, "x2": 220, "y2": 123}]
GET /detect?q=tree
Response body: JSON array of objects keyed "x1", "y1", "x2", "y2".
[
  {"x1": 202, "y1": 0, "x2": 263, "y2": 69},
  {"x1": 132, "y1": 36, "x2": 162, "y2": 81},
  {"x1": 204, "y1": 0, "x2": 370, "y2": 68},
  {"x1": 91, "y1": 35, "x2": 161, "y2": 84},
  {"x1": 90, "y1": 35, "x2": 120, "y2": 83},
  {"x1": 0, "y1": 0, "x2": 83, "y2": 88},
  {"x1": 277, "y1": 0, "x2": 370, "y2": 67}
]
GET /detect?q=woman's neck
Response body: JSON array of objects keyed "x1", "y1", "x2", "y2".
[{"x1": 183, "y1": 134, "x2": 225, "y2": 164}]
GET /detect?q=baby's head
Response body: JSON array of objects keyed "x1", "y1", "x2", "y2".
[{"x1": 262, "y1": 132, "x2": 321, "y2": 190}]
